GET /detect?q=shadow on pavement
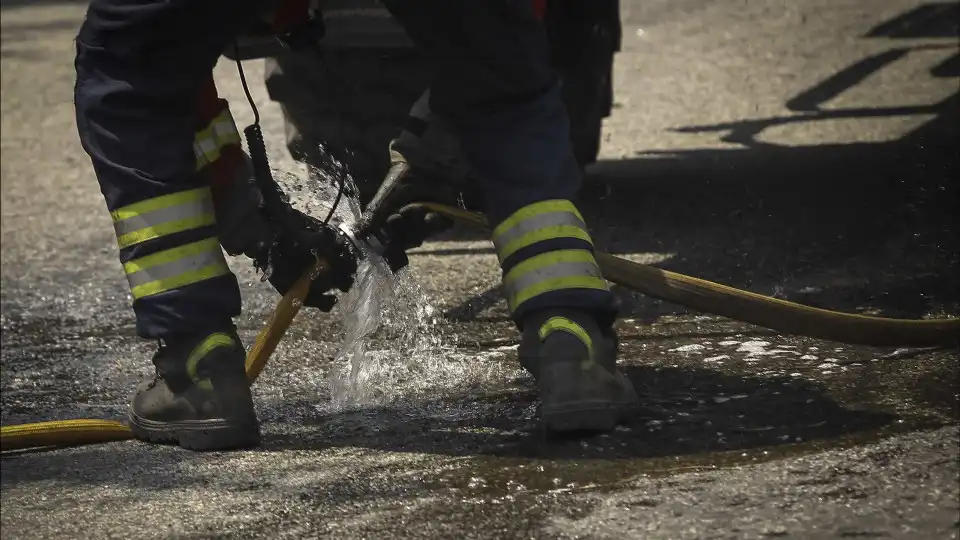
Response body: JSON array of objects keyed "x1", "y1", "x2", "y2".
[
  {"x1": 1, "y1": 2, "x2": 956, "y2": 498},
  {"x1": 587, "y1": 89, "x2": 958, "y2": 322},
  {"x1": 259, "y1": 364, "x2": 900, "y2": 460},
  {"x1": 441, "y1": 7, "x2": 960, "y2": 325},
  {"x1": 0, "y1": 364, "x2": 901, "y2": 492}
]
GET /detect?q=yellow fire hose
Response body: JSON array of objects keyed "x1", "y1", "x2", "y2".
[
  {"x1": 418, "y1": 204, "x2": 959, "y2": 348},
  {"x1": 0, "y1": 259, "x2": 327, "y2": 453},
  {"x1": 1, "y1": 203, "x2": 957, "y2": 453}
]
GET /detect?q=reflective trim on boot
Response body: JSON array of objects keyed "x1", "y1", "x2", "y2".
[
  {"x1": 520, "y1": 309, "x2": 638, "y2": 432},
  {"x1": 185, "y1": 332, "x2": 238, "y2": 391},
  {"x1": 538, "y1": 316, "x2": 594, "y2": 368}
]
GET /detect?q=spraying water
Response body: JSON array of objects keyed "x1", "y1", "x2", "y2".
[{"x1": 273, "y1": 161, "x2": 499, "y2": 414}]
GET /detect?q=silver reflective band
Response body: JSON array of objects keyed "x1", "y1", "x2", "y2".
[
  {"x1": 127, "y1": 239, "x2": 226, "y2": 289},
  {"x1": 501, "y1": 249, "x2": 609, "y2": 313},
  {"x1": 110, "y1": 188, "x2": 217, "y2": 250},
  {"x1": 504, "y1": 260, "x2": 605, "y2": 296},
  {"x1": 492, "y1": 210, "x2": 588, "y2": 254},
  {"x1": 122, "y1": 238, "x2": 231, "y2": 300},
  {"x1": 112, "y1": 197, "x2": 214, "y2": 239}
]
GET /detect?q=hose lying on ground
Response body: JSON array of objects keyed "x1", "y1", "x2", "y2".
[
  {"x1": 1, "y1": 259, "x2": 326, "y2": 453},
  {"x1": 417, "y1": 202, "x2": 959, "y2": 348},
  {"x1": 2, "y1": 203, "x2": 957, "y2": 452}
]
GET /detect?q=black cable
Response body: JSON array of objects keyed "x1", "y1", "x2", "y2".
[
  {"x1": 231, "y1": 39, "x2": 344, "y2": 226},
  {"x1": 233, "y1": 47, "x2": 260, "y2": 126},
  {"x1": 305, "y1": 39, "x2": 348, "y2": 226},
  {"x1": 232, "y1": 43, "x2": 288, "y2": 221}
]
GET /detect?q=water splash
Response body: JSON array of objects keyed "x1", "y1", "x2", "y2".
[
  {"x1": 276, "y1": 161, "x2": 494, "y2": 413},
  {"x1": 323, "y1": 229, "x2": 509, "y2": 412},
  {"x1": 270, "y1": 158, "x2": 362, "y2": 227}
]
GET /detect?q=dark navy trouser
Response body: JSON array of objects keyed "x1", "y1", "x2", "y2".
[
  {"x1": 75, "y1": 0, "x2": 616, "y2": 339},
  {"x1": 75, "y1": 0, "x2": 272, "y2": 339},
  {"x1": 378, "y1": 1, "x2": 616, "y2": 325}
]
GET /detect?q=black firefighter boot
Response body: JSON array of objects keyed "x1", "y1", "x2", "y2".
[
  {"x1": 518, "y1": 308, "x2": 639, "y2": 432},
  {"x1": 127, "y1": 325, "x2": 261, "y2": 451}
]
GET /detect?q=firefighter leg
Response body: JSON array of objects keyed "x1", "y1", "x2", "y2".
[
  {"x1": 380, "y1": 0, "x2": 638, "y2": 431},
  {"x1": 74, "y1": 0, "x2": 272, "y2": 449}
]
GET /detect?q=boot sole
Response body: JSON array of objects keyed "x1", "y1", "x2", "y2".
[{"x1": 128, "y1": 412, "x2": 261, "y2": 451}]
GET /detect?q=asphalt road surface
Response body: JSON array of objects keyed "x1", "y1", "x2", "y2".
[{"x1": 2, "y1": 1, "x2": 958, "y2": 538}]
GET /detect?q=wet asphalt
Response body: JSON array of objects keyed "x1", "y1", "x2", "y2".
[{"x1": 2, "y1": 0, "x2": 959, "y2": 538}]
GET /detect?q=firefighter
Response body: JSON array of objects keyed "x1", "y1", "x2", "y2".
[{"x1": 74, "y1": 0, "x2": 638, "y2": 452}]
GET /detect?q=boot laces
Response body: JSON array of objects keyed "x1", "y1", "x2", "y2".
[{"x1": 146, "y1": 339, "x2": 171, "y2": 389}]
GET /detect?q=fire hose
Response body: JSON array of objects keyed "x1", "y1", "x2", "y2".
[
  {"x1": 2, "y1": 34, "x2": 957, "y2": 452},
  {"x1": 2, "y1": 193, "x2": 957, "y2": 452}
]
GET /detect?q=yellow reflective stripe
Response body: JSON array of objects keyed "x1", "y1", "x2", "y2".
[
  {"x1": 113, "y1": 198, "x2": 213, "y2": 239},
  {"x1": 503, "y1": 250, "x2": 608, "y2": 312},
  {"x1": 497, "y1": 225, "x2": 594, "y2": 263},
  {"x1": 503, "y1": 249, "x2": 599, "y2": 288},
  {"x1": 111, "y1": 188, "x2": 215, "y2": 249},
  {"x1": 539, "y1": 316, "x2": 593, "y2": 357},
  {"x1": 116, "y1": 214, "x2": 216, "y2": 249},
  {"x1": 111, "y1": 187, "x2": 209, "y2": 222},
  {"x1": 492, "y1": 200, "x2": 584, "y2": 240},
  {"x1": 186, "y1": 333, "x2": 237, "y2": 391},
  {"x1": 510, "y1": 276, "x2": 609, "y2": 313},
  {"x1": 130, "y1": 263, "x2": 230, "y2": 300},
  {"x1": 194, "y1": 108, "x2": 241, "y2": 170},
  {"x1": 124, "y1": 238, "x2": 230, "y2": 300},
  {"x1": 122, "y1": 237, "x2": 222, "y2": 275},
  {"x1": 492, "y1": 201, "x2": 592, "y2": 262}
]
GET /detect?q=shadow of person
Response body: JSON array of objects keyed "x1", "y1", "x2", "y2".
[
  {"x1": 260, "y1": 364, "x2": 899, "y2": 461},
  {"x1": 1, "y1": 359, "x2": 945, "y2": 495},
  {"x1": 437, "y1": 27, "x2": 959, "y2": 324}
]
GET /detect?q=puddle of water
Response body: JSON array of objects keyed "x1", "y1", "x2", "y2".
[{"x1": 427, "y1": 418, "x2": 948, "y2": 499}]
